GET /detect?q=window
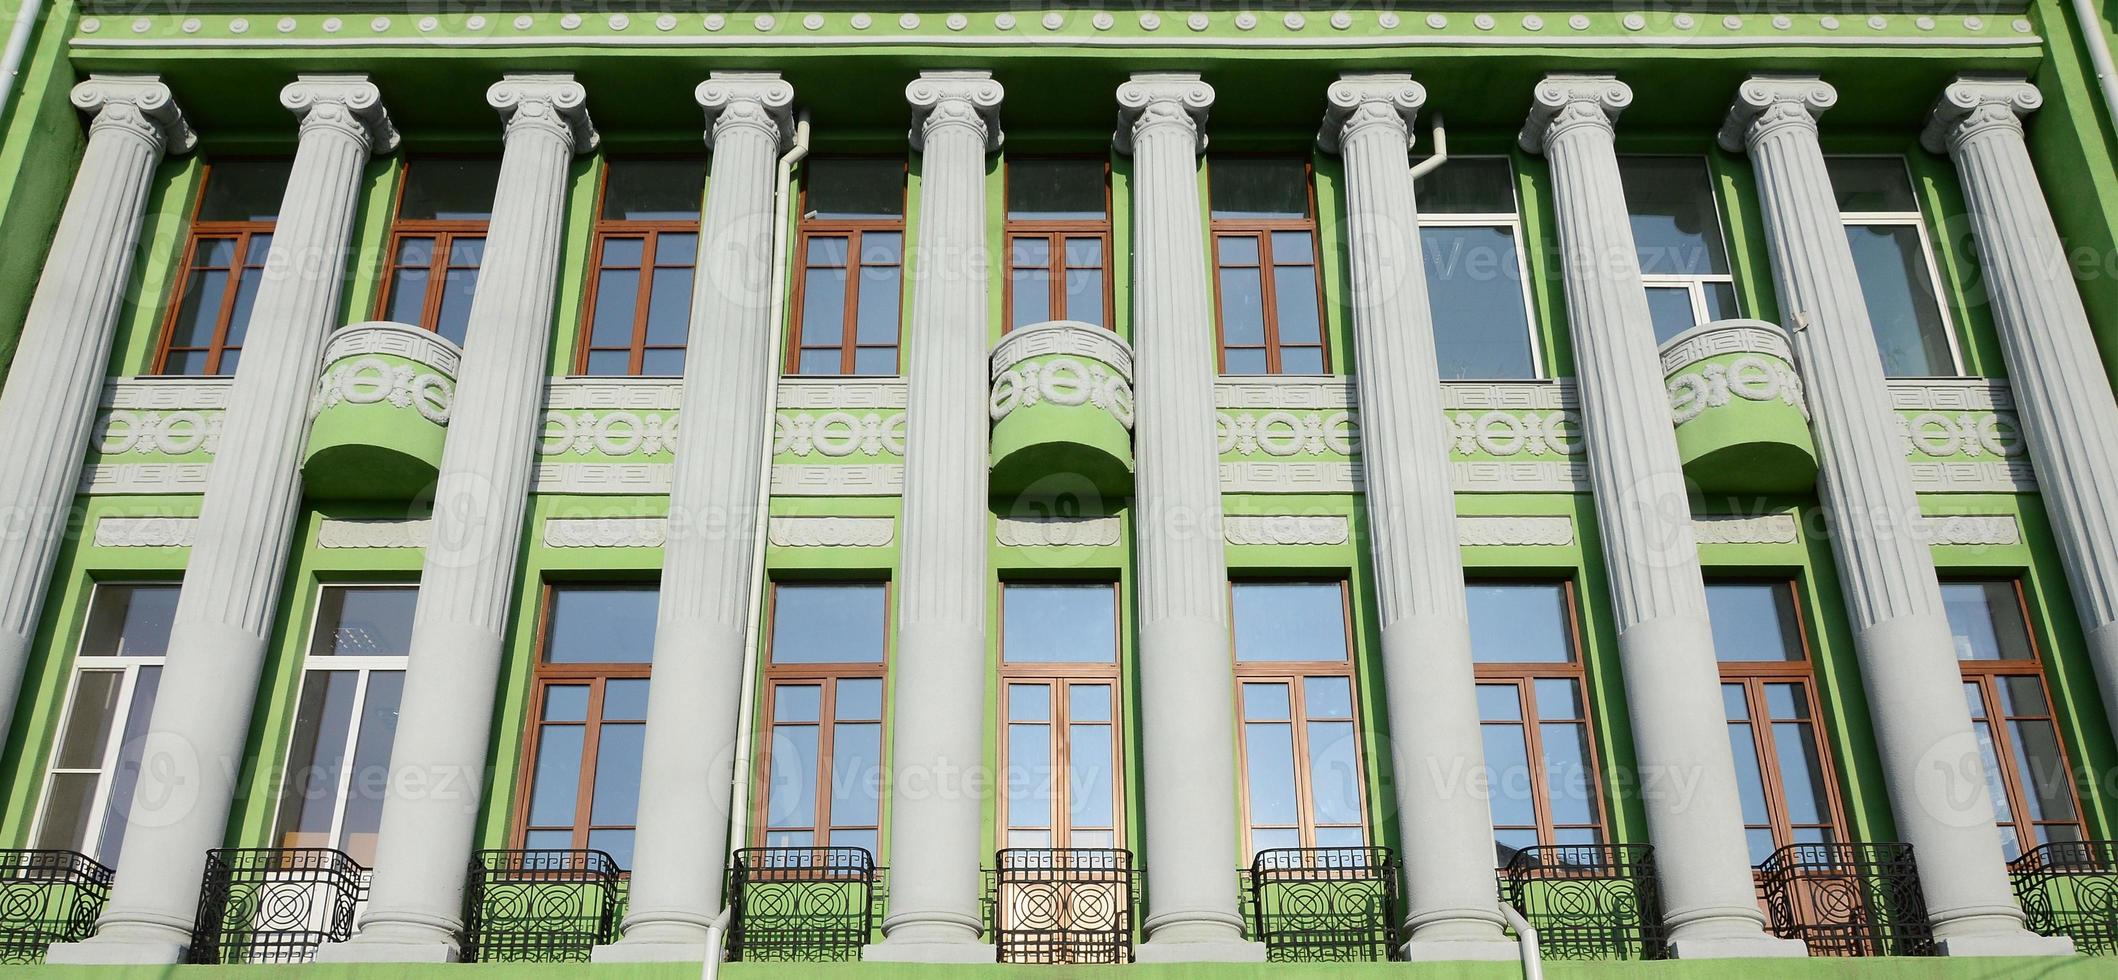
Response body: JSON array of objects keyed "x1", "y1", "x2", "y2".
[
  {"x1": 756, "y1": 583, "x2": 889, "y2": 856},
  {"x1": 1943, "y1": 580, "x2": 2084, "y2": 860},
  {"x1": 375, "y1": 157, "x2": 500, "y2": 346},
  {"x1": 517, "y1": 585, "x2": 657, "y2": 868},
  {"x1": 1232, "y1": 581, "x2": 1368, "y2": 858},
  {"x1": 1418, "y1": 158, "x2": 1538, "y2": 379},
  {"x1": 157, "y1": 160, "x2": 292, "y2": 375},
  {"x1": 1210, "y1": 158, "x2": 1327, "y2": 374},
  {"x1": 1826, "y1": 157, "x2": 1960, "y2": 377},
  {"x1": 270, "y1": 586, "x2": 414, "y2": 865},
  {"x1": 999, "y1": 584, "x2": 1124, "y2": 849},
  {"x1": 1705, "y1": 581, "x2": 1845, "y2": 867},
  {"x1": 1006, "y1": 159, "x2": 1111, "y2": 331},
  {"x1": 578, "y1": 158, "x2": 706, "y2": 376},
  {"x1": 32, "y1": 584, "x2": 177, "y2": 866},
  {"x1": 789, "y1": 159, "x2": 905, "y2": 376},
  {"x1": 1467, "y1": 583, "x2": 1606, "y2": 867},
  {"x1": 1620, "y1": 157, "x2": 1740, "y2": 345}
]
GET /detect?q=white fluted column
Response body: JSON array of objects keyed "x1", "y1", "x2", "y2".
[
  {"x1": 48, "y1": 76, "x2": 395, "y2": 965},
  {"x1": 1721, "y1": 74, "x2": 2072, "y2": 957},
  {"x1": 1117, "y1": 72, "x2": 1264, "y2": 964},
  {"x1": 1924, "y1": 75, "x2": 2118, "y2": 756},
  {"x1": 1522, "y1": 74, "x2": 1804, "y2": 959},
  {"x1": 317, "y1": 74, "x2": 595, "y2": 964},
  {"x1": 864, "y1": 71, "x2": 1000, "y2": 964},
  {"x1": 0, "y1": 76, "x2": 192, "y2": 747},
  {"x1": 596, "y1": 72, "x2": 792, "y2": 963},
  {"x1": 1318, "y1": 73, "x2": 1517, "y2": 962}
]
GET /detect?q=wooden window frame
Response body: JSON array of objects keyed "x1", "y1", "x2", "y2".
[
  {"x1": 1208, "y1": 157, "x2": 1330, "y2": 375},
  {"x1": 574, "y1": 158, "x2": 703, "y2": 376},
  {"x1": 509, "y1": 583, "x2": 654, "y2": 856},
  {"x1": 154, "y1": 161, "x2": 277, "y2": 376},
  {"x1": 1003, "y1": 157, "x2": 1114, "y2": 333},
  {"x1": 996, "y1": 581, "x2": 1126, "y2": 850},
  {"x1": 750, "y1": 581, "x2": 892, "y2": 851},
  {"x1": 1953, "y1": 578, "x2": 2087, "y2": 857},
  {"x1": 1471, "y1": 580, "x2": 1611, "y2": 855},
  {"x1": 374, "y1": 157, "x2": 494, "y2": 339},
  {"x1": 1708, "y1": 578, "x2": 1850, "y2": 866},
  {"x1": 1230, "y1": 579, "x2": 1371, "y2": 855},
  {"x1": 785, "y1": 159, "x2": 907, "y2": 376}
]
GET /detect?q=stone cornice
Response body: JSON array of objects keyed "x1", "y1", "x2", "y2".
[
  {"x1": 697, "y1": 71, "x2": 795, "y2": 150},
  {"x1": 906, "y1": 70, "x2": 1003, "y2": 151},
  {"x1": 1115, "y1": 71, "x2": 1213, "y2": 154},
  {"x1": 281, "y1": 73, "x2": 397, "y2": 153},
  {"x1": 71, "y1": 74, "x2": 195, "y2": 154},
  {"x1": 1518, "y1": 73, "x2": 1629, "y2": 153},
  {"x1": 1921, "y1": 74, "x2": 2040, "y2": 153},
  {"x1": 488, "y1": 72, "x2": 598, "y2": 153},
  {"x1": 1717, "y1": 73, "x2": 1836, "y2": 152},
  {"x1": 1318, "y1": 72, "x2": 1424, "y2": 154}
]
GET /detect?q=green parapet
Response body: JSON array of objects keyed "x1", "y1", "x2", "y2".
[
  {"x1": 1661, "y1": 319, "x2": 1817, "y2": 494},
  {"x1": 988, "y1": 320, "x2": 1135, "y2": 497},
  {"x1": 301, "y1": 321, "x2": 461, "y2": 500}
]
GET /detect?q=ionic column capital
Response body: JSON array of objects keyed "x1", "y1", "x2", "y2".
[
  {"x1": 281, "y1": 74, "x2": 397, "y2": 154},
  {"x1": 1519, "y1": 73, "x2": 1630, "y2": 154},
  {"x1": 1319, "y1": 72, "x2": 1424, "y2": 154},
  {"x1": 488, "y1": 73, "x2": 599, "y2": 154},
  {"x1": 1115, "y1": 72, "x2": 1214, "y2": 154},
  {"x1": 71, "y1": 74, "x2": 195, "y2": 155},
  {"x1": 1921, "y1": 75, "x2": 2041, "y2": 154},
  {"x1": 907, "y1": 70, "x2": 1003, "y2": 152},
  {"x1": 1718, "y1": 74, "x2": 1837, "y2": 153},
  {"x1": 697, "y1": 71, "x2": 795, "y2": 150}
]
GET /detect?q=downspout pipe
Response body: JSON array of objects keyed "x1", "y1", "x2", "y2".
[
  {"x1": 1410, "y1": 112, "x2": 1449, "y2": 180},
  {"x1": 2070, "y1": 0, "x2": 2118, "y2": 139},
  {"x1": 1498, "y1": 903, "x2": 1544, "y2": 980},
  {"x1": 0, "y1": 0, "x2": 46, "y2": 125}
]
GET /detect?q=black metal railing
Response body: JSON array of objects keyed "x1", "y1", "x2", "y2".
[
  {"x1": 1503, "y1": 844, "x2": 1665, "y2": 960},
  {"x1": 0, "y1": 850, "x2": 113, "y2": 963},
  {"x1": 726, "y1": 847, "x2": 877, "y2": 962},
  {"x1": 1757, "y1": 842, "x2": 1932, "y2": 956},
  {"x1": 460, "y1": 849, "x2": 623, "y2": 963},
  {"x1": 189, "y1": 848, "x2": 367, "y2": 964},
  {"x1": 2011, "y1": 840, "x2": 2118, "y2": 955},
  {"x1": 1247, "y1": 847, "x2": 1401, "y2": 962},
  {"x1": 991, "y1": 848, "x2": 1136, "y2": 964}
]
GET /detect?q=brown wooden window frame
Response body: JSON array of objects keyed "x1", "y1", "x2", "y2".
[
  {"x1": 1231, "y1": 578, "x2": 1372, "y2": 857},
  {"x1": 1003, "y1": 158, "x2": 1114, "y2": 333},
  {"x1": 509, "y1": 584, "x2": 654, "y2": 862},
  {"x1": 574, "y1": 158, "x2": 702, "y2": 377},
  {"x1": 1208, "y1": 157, "x2": 1331, "y2": 376},
  {"x1": 996, "y1": 581, "x2": 1126, "y2": 851},
  {"x1": 1471, "y1": 580, "x2": 1611, "y2": 861},
  {"x1": 374, "y1": 157, "x2": 493, "y2": 342},
  {"x1": 751, "y1": 582, "x2": 892, "y2": 854},
  {"x1": 786, "y1": 159, "x2": 907, "y2": 376},
  {"x1": 1708, "y1": 578, "x2": 1850, "y2": 867},
  {"x1": 1952, "y1": 578, "x2": 2087, "y2": 859},
  {"x1": 155, "y1": 161, "x2": 278, "y2": 376}
]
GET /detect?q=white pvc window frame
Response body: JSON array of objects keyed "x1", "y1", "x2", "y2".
[
  {"x1": 1827, "y1": 153, "x2": 1967, "y2": 378},
  {"x1": 268, "y1": 582, "x2": 413, "y2": 859},
  {"x1": 1620, "y1": 154, "x2": 1741, "y2": 333},
  {"x1": 29, "y1": 582, "x2": 173, "y2": 865},
  {"x1": 1415, "y1": 155, "x2": 1547, "y2": 380}
]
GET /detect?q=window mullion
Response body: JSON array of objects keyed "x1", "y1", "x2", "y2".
[
  {"x1": 208, "y1": 232, "x2": 252, "y2": 373},
  {"x1": 324, "y1": 667, "x2": 372, "y2": 852},
  {"x1": 632, "y1": 229, "x2": 658, "y2": 375},
  {"x1": 575, "y1": 677, "x2": 607, "y2": 853}
]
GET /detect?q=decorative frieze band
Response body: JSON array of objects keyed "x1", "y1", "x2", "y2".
[
  {"x1": 78, "y1": 462, "x2": 212, "y2": 494},
  {"x1": 770, "y1": 464, "x2": 904, "y2": 496},
  {"x1": 543, "y1": 517, "x2": 667, "y2": 548},
  {"x1": 996, "y1": 516, "x2": 1123, "y2": 548},
  {"x1": 93, "y1": 516, "x2": 196, "y2": 548},
  {"x1": 1692, "y1": 514, "x2": 1801, "y2": 545},
  {"x1": 1224, "y1": 515, "x2": 1350, "y2": 546},
  {"x1": 317, "y1": 518, "x2": 430, "y2": 549},
  {"x1": 768, "y1": 516, "x2": 896, "y2": 547},
  {"x1": 1457, "y1": 515, "x2": 1574, "y2": 546},
  {"x1": 101, "y1": 377, "x2": 232, "y2": 411},
  {"x1": 321, "y1": 321, "x2": 463, "y2": 376},
  {"x1": 1218, "y1": 411, "x2": 1355, "y2": 457},
  {"x1": 1924, "y1": 514, "x2": 2021, "y2": 547},
  {"x1": 1887, "y1": 377, "x2": 2015, "y2": 412},
  {"x1": 1658, "y1": 322, "x2": 1795, "y2": 374}
]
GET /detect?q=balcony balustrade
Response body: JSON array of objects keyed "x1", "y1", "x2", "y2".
[
  {"x1": 989, "y1": 848, "x2": 1137, "y2": 964},
  {"x1": 459, "y1": 849, "x2": 623, "y2": 963},
  {"x1": 188, "y1": 848, "x2": 366, "y2": 964},
  {"x1": 726, "y1": 847, "x2": 878, "y2": 962},
  {"x1": 0, "y1": 850, "x2": 112, "y2": 964},
  {"x1": 1244, "y1": 846, "x2": 1401, "y2": 962},
  {"x1": 1503, "y1": 843, "x2": 1666, "y2": 960},
  {"x1": 1757, "y1": 841, "x2": 1932, "y2": 956},
  {"x1": 2011, "y1": 840, "x2": 2118, "y2": 955}
]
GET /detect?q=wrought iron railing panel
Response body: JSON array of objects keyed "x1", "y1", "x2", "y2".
[
  {"x1": 1247, "y1": 847, "x2": 1401, "y2": 962},
  {"x1": 189, "y1": 848, "x2": 367, "y2": 964},
  {"x1": 728, "y1": 847, "x2": 876, "y2": 962},
  {"x1": 1758, "y1": 841, "x2": 1932, "y2": 956},
  {"x1": 460, "y1": 849, "x2": 622, "y2": 963},
  {"x1": 991, "y1": 848, "x2": 1136, "y2": 964},
  {"x1": 2012, "y1": 840, "x2": 2118, "y2": 955},
  {"x1": 1503, "y1": 843, "x2": 1665, "y2": 960},
  {"x1": 0, "y1": 850, "x2": 113, "y2": 963}
]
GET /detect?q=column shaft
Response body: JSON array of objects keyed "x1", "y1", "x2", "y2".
[
  {"x1": 49, "y1": 75, "x2": 394, "y2": 965},
  {"x1": 0, "y1": 76, "x2": 192, "y2": 742},
  {"x1": 865, "y1": 71, "x2": 1000, "y2": 963},
  {"x1": 319, "y1": 74, "x2": 595, "y2": 963}
]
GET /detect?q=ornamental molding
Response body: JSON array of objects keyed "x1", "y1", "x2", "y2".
[
  {"x1": 1318, "y1": 72, "x2": 1424, "y2": 154},
  {"x1": 283, "y1": 73, "x2": 398, "y2": 153},
  {"x1": 1115, "y1": 71, "x2": 1213, "y2": 154},
  {"x1": 697, "y1": 70, "x2": 795, "y2": 150},
  {"x1": 1221, "y1": 460, "x2": 1361, "y2": 494},
  {"x1": 771, "y1": 463, "x2": 904, "y2": 496},
  {"x1": 545, "y1": 378, "x2": 683, "y2": 411},
  {"x1": 994, "y1": 321, "x2": 1136, "y2": 379},
  {"x1": 769, "y1": 516, "x2": 896, "y2": 547},
  {"x1": 776, "y1": 378, "x2": 909, "y2": 411},
  {"x1": 1441, "y1": 380, "x2": 1579, "y2": 411},
  {"x1": 490, "y1": 72, "x2": 598, "y2": 153},
  {"x1": 94, "y1": 516, "x2": 195, "y2": 548},
  {"x1": 324, "y1": 321, "x2": 464, "y2": 375},
  {"x1": 541, "y1": 411, "x2": 678, "y2": 457},
  {"x1": 1449, "y1": 410, "x2": 1584, "y2": 457},
  {"x1": 1668, "y1": 357, "x2": 1807, "y2": 425},
  {"x1": 1887, "y1": 378, "x2": 2014, "y2": 412},
  {"x1": 1225, "y1": 514, "x2": 1351, "y2": 546},
  {"x1": 1658, "y1": 321, "x2": 1796, "y2": 374},
  {"x1": 1922, "y1": 75, "x2": 2039, "y2": 153},
  {"x1": 1897, "y1": 411, "x2": 2023, "y2": 460},
  {"x1": 318, "y1": 518, "x2": 430, "y2": 549},
  {"x1": 775, "y1": 412, "x2": 907, "y2": 457},
  {"x1": 97, "y1": 409, "x2": 222, "y2": 456},
  {"x1": 1924, "y1": 514, "x2": 2021, "y2": 546},
  {"x1": 72, "y1": 73, "x2": 194, "y2": 154},
  {"x1": 1718, "y1": 73, "x2": 1837, "y2": 152},
  {"x1": 1452, "y1": 460, "x2": 1590, "y2": 493},
  {"x1": 544, "y1": 517, "x2": 666, "y2": 548},
  {"x1": 906, "y1": 69, "x2": 1004, "y2": 151},
  {"x1": 1216, "y1": 376, "x2": 1355, "y2": 411},
  {"x1": 1906, "y1": 460, "x2": 2036, "y2": 493},
  {"x1": 1692, "y1": 514, "x2": 1801, "y2": 545},
  {"x1": 79, "y1": 462, "x2": 212, "y2": 495},
  {"x1": 312, "y1": 357, "x2": 454, "y2": 424},
  {"x1": 1519, "y1": 73, "x2": 1631, "y2": 153},
  {"x1": 102, "y1": 377, "x2": 231, "y2": 410},
  {"x1": 990, "y1": 322, "x2": 1136, "y2": 429},
  {"x1": 1218, "y1": 411, "x2": 1355, "y2": 457},
  {"x1": 996, "y1": 516, "x2": 1123, "y2": 548},
  {"x1": 532, "y1": 462, "x2": 672, "y2": 494},
  {"x1": 1457, "y1": 516, "x2": 1574, "y2": 547}
]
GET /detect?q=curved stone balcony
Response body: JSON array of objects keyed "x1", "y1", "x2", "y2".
[
  {"x1": 303, "y1": 321, "x2": 461, "y2": 499},
  {"x1": 989, "y1": 320, "x2": 1135, "y2": 496},
  {"x1": 1660, "y1": 318, "x2": 1816, "y2": 493}
]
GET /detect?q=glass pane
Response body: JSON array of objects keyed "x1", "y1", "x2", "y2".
[
  {"x1": 1466, "y1": 584, "x2": 1573, "y2": 663},
  {"x1": 1706, "y1": 583, "x2": 1803, "y2": 662},
  {"x1": 1534, "y1": 678, "x2": 1584, "y2": 720},
  {"x1": 805, "y1": 159, "x2": 904, "y2": 218},
  {"x1": 528, "y1": 730, "x2": 585, "y2": 825},
  {"x1": 1619, "y1": 157, "x2": 1729, "y2": 276},
  {"x1": 1064, "y1": 237, "x2": 1103, "y2": 267},
  {"x1": 590, "y1": 269, "x2": 641, "y2": 346},
  {"x1": 224, "y1": 265, "x2": 265, "y2": 347},
  {"x1": 1645, "y1": 286, "x2": 1698, "y2": 346},
  {"x1": 1703, "y1": 281, "x2": 1740, "y2": 321},
  {"x1": 855, "y1": 263, "x2": 901, "y2": 345},
  {"x1": 853, "y1": 347, "x2": 897, "y2": 376},
  {"x1": 1209, "y1": 157, "x2": 1308, "y2": 218},
  {"x1": 602, "y1": 237, "x2": 645, "y2": 267},
  {"x1": 774, "y1": 685, "x2": 822, "y2": 724},
  {"x1": 1541, "y1": 721, "x2": 1596, "y2": 826},
  {"x1": 1008, "y1": 723, "x2": 1052, "y2": 828},
  {"x1": 1218, "y1": 236, "x2": 1260, "y2": 266},
  {"x1": 771, "y1": 585, "x2": 887, "y2": 664},
  {"x1": 1280, "y1": 347, "x2": 1325, "y2": 375},
  {"x1": 1417, "y1": 158, "x2": 1516, "y2": 215},
  {"x1": 1217, "y1": 267, "x2": 1267, "y2": 349},
  {"x1": 2008, "y1": 719, "x2": 2077, "y2": 821},
  {"x1": 312, "y1": 587, "x2": 418, "y2": 657},
  {"x1": 585, "y1": 350, "x2": 630, "y2": 376},
  {"x1": 1971, "y1": 718, "x2": 2013, "y2": 824},
  {"x1": 1272, "y1": 264, "x2": 1321, "y2": 347},
  {"x1": 646, "y1": 267, "x2": 694, "y2": 346},
  {"x1": 1243, "y1": 683, "x2": 1291, "y2": 722},
  {"x1": 1003, "y1": 584, "x2": 1117, "y2": 663},
  {"x1": 1070, "y1": 723, "x2": 1116, "y2": 827},
  {"x1": 1307, "y1": 720, "x2": 1363, "y2": 826},
  {"x1": 1765, "y1": 683, "x2": 1807, "y2": 721},
  {"x1": 587, "y1": 829, "x2": 635, "y2": 869},
  {"x1": 1008, "y1": 684, "x2": 1051, "y2": 723},
  {"x1": 1477, "y1": 685, "x2": 1523, "y2": 722},
  {"x1": 35, "y1": 773, "x2": 97, "y2": 854},
  {"x1": 1845, "y1": 224, "x2": 1954, "y2": 376},
  {"x1": 1065, "y1": 269, "x2": 1104, "y2": 327},
  {"x1": 591, "y1": 722, "x2": 645, "y2": 824},
  {"x1": 1223, "y1": 348, "x2": 1267, "y2": 374},
  {"x1": 1244, "y1": 723, "x2": 1299, "y2": 825},
  {"x1": 437, "y1": 267, "x2": 478, "y2": 346},
  {"x1": 546, "y1": 587, "x2": 659, "y2": 663},
  {"x1": 80, "y1": 585, "x2": 179, "y2": 658},
  {"x1": 641, "y1": 348, "x2": 685, "y2": 376},
  {"x1": 862, "y1": 231, "x2": 903, "y2": 267},
  {"x1": 1072, "y1": 685, "x2": 1112, "y2": 723},
  {"x1": 800, "y1": 266, "x2": 849, "y2": 349},
  {"x1": 171, "y1": 268, "x2": 229, "y2": 348},
  {"x1": 836, "y1": 678, "x2": 883, "y2": 721},
  {"x1": 831, "y1": 829, "x2": 878, "y2": 856},
  {"x1": 1013, "y1": 268, "x2": 1051, "y2": 328},
  {"x1": 1826, "y1": 157, "x2": 1920, "y2": 213},
  {"x1": 339, "y1": 671, "x2": 402, "y2": 865},
  {"x1": 386, "y1": 267, "x2": 431, "y2": 326},
  {"x1": 53, "y1": 671, "x2": 122, "y2": 770},
  {"x1": 766, "y1": 726, "x2": 819, "y2": 829},
  {"x1": 603, "y1": 158, "x2": 706, "y2": 221},
  {"x1": 1012, "y1": 236, "x2": 1050, "y2": 267},
  {"x1": 1422, "y1": 225, "x2": 1535, "y2": 379},
  {"x1": 1772, "y1": 721, "x2": 1832, "y2": 825},
  {"x1": 276, "y1": 670, "x2": 359, "y2": 840},
  {"x1": 1251, "y1": 827, "x2": 1301, "y2": 859},
  {"x1": 1481, "y1": 724, "x2": 1536, "y2": 829},
  {"x1": 657, "y1": 231, "x2": 698, "y2": 267},
  {"x1": 1942, "y1": 582, "x2": 2035, "y2": 661},
  {"x1": 1722, "y1": 683, "x2": 1750, "y2": 721},
  {"x1": 1727, "y1": 721, "x2": 1771, "y2": 826},
  {"x1": 602, "y1": 679, "x2": 650, "y2": 722},
  {"x1": 94, "y1": 667, "x2": 159, "y2": 865},
  {"x1": 1008, "y1": 160, "x2": 1105, "y2": 219},
  {"x1": 1232, "y1": 583, "x2": 1347, "y2": 662},
  {"x1": 831, "y1": 722, "x2": 883, "y2": 827},
  {"x1": 397, "y1": 157, "x2": 501, "y2": 221},
  {"x1": 1304, "y1": 677, "x2": 1353, "y2": 720},
  {"x1": 197, "y1": 160, "x2": 293, "y2": 222}
]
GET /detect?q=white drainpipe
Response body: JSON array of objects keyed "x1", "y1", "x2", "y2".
[
  {"x1": 0, "y1": 0, "x2": 46, "y2": 124},
  {"x1": 1498, "y1": 902, "x2": 1544, "y2": 980}
]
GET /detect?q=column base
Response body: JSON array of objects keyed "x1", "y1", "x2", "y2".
[
  {"x1": 862, "y1": 941, "x2": 997, "y2": 963},
  {"x1": 1935, "y1": 932, "x2": 2076, "y2": 957},
  {"x1": 1134, "y1": 939, "x2": 1269, "y2": 963},
  {"x1": 1401, "y1": 937, "x2": 1524, "y2": 962},
  {"x1": 44, "y1": 938, "x2": 188, "y2": 965},
  {"x1": 312, "y1": 939, "x2": 459, "y2": 964},
  {"x1": 1667, "y1": 934, "x2": 1809, "y2": 959},
  {"x1": 592, "y1": 941, "x2": 714, "y2": 963}
]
